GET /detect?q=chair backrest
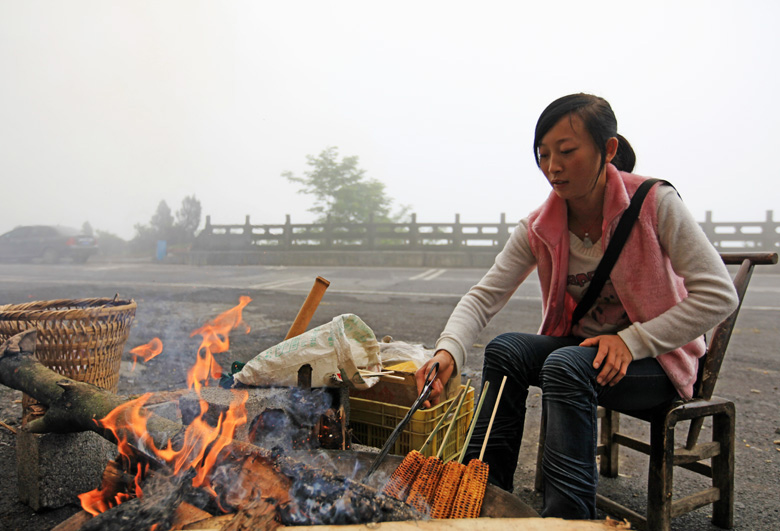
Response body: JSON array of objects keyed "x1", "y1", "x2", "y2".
[
  {"x1": 697, "y1": 253, "x2": 777, "y2": 401},
  {"x1": 685, "y1": 252, "x2": 777, "y2": 449}
]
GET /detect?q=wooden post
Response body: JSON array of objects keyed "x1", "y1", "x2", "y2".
[
  {"x1": 702, "y1": 211, "x2": 717, "y2": 248},
  {"x1": 324, "y1": 215, "x2": 333, "y2": 249},
  {"x1": 243, "y1": 215, "x2": 253, "y2": 246},
  {"x1": 409, "y1": 213, "x2": 419, "y2": 249},
  {"x1": 598, "y1": 409, "x2": 619, "y2": 478},
  {"x1": 365, "y1": 214, "x2": 375, "y2": 250},
  {"x1": 453, "y1": 214, "x2": 462, "y2": 249},
  {"x1": 761, "y1": 210, "x2": 775, "y2": 250},
  {"x1": 284, "y1": 214, "x2": 292, "y2": 249},
  {"x1": 711, "y1": 405, "x2": 735, "y2": 528}
]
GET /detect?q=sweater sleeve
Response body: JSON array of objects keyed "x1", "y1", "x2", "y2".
[
  {"x1": 617, "y1": 187, "x2": 739, "y2": 360},
  {"x1": 435, "y1": 218, "x2": 538, "y2": 373}
]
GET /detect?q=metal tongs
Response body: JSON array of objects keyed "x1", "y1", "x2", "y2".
[{"x1": 363, "y1": 361, "x2": 439, "y2": 480}]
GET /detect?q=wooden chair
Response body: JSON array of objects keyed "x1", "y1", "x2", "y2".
[{"x1": 533, "y1": 252, "x2": 778, "y2": 530}]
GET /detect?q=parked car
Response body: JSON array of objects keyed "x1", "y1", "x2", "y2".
[{"x1": 0, "y1": 225, "x2": 98, "y2": 263}]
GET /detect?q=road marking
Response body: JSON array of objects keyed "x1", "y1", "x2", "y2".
[
  {"x1": 410, "y1": 269, "x2": 447, "y2": 281},
  {"x1": 249, "y1": 278, "x2": 312, "y2": 290}
]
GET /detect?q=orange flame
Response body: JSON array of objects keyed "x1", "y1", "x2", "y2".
[
  {"x1": 80, "y1": 297, "x2": 254, "y2": 517},
  {"x1": 188, "y1": 296, "x2": 252, "y2": 392},
  {"x1": 130, "y1": 337, "x2": 164, "y2": 371}
]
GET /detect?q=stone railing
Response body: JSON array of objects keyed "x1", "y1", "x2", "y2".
[{"x1": 188, "y1": 210, "x2": 778, "y2": 267}]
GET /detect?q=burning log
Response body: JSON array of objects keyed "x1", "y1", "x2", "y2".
[{"x1": 0, "y1": 330, "x2": 421, "y2": 527}]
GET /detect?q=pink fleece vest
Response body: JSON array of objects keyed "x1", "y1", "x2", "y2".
[{"x1": 526, "y1": 164, "x2": 705, "y2": 399}]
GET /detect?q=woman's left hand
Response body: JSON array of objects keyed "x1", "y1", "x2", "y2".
[{"x1": 579, "y1": 334, "x2": 633, "y2": 387}]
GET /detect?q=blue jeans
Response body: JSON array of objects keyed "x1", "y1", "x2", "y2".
[{"x1": 463, "y1": 332, "x2": 678, "y2": 519}]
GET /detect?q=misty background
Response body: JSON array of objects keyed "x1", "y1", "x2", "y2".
[{"x1": 1, "y1": 1, "x2": 777, "y2": 242}]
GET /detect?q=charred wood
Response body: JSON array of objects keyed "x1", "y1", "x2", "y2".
[{"x1": 0, "y1": 330, "x2": 421, "y2": 526}]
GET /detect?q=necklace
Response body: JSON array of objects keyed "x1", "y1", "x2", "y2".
[
  {"x1": 582, "y1": 232, "x2": 594, "y2": 249},
  {"x1": 573, "y1": 215, "x2": 602, "y2": 249}
]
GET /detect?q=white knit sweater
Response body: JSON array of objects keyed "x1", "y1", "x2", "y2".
[{"x1": 436, "y1": 186, "x2": 737, "y2": 373}]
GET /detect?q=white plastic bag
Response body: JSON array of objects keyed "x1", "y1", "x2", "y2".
[
  {"x1": 233, "y1": 314, "x2": 382, "y2": 389},
  {"x1": 378, "y1": 340, "x2": 431, "y2": 370}
]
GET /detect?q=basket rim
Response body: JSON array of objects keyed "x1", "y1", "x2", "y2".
[{"x1": 0, "y1": 297, "x2": 137, "y2": 320}]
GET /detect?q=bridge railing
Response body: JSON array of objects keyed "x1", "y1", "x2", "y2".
[{"x1": 194, "y1": 210, "x2": 778, "y2": 252}]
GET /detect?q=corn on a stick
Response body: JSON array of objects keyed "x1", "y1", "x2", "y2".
[
  {"x1": 383, "y1": 382, "x2": 469, "y2": 501},
  {"x1": 405, "y1": 455, "x2": 445, "y2": 514},
  {"x1": 452, "y1": 375, "x2": 507, "y2": 518},
  {"x1": 450, "y1": 458, "x2": 489, "y2": 518},
  {"x1": 381, "y1": 449, "x2": 425, "y2": 500},
  {"x1": 430, "y1": 459, "x2": 465, "y2": 518},
  {"x1": 430, "y1": 380, "x2": 490, "y2": 518}
]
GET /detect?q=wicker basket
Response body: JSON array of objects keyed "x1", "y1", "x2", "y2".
[{"x1": 0, "y1": 297, "x2": 137, "y2": 417}]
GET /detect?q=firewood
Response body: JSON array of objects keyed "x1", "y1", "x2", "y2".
[
  {"x1": 181, "y1": 514, "x2": 233, "y2": 530},
  {"x1": 0, "y1": 330, "x2": 422, "y2": 526},
  {"x1": 170, "y1": 502, "x2": 214, "y2": 530},
  {"x1": 221, "y1": 498, "x2": 279, "y2": 531}
]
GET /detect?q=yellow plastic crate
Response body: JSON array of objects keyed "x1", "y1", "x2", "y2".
[{"x1": 349, "y1": 385, "x2": 474, "y2": 462}]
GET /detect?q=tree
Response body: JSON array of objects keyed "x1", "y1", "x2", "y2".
[
  {"x1": 81, "y1": 221, "x2": 94, "y2": 236},
  {"x1": 283, "y1": 146, "x2": 407, "y2": 224},
  {"x1": 150, "y1": 200, "x2": 174, "y2": 239},
  {"x1": 175, "y1": 195, "x2": 202, "y2": 241}
]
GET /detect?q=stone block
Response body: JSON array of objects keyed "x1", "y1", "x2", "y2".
[{"x1": 16, "y1": 430, "x2": 115, "y2": 511}]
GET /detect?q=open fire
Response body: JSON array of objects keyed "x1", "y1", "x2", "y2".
[{"x1": 79, "y1": 297, "x2": 254, "y2": 517}]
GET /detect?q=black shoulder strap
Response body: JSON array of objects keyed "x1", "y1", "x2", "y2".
[{"x1": 570, "y1": 178, "x2": 670, "y2": 327}]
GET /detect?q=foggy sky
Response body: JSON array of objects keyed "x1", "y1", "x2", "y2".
[{"x1": 1, "y1": 1, "x2": 777, "y2": 240}]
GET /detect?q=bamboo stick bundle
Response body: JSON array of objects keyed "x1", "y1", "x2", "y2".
[
  {"x1": 429, "y1": 380, "x2": 490, "y2": 519},
  {"x1": 449, "y1": 375, "x2": 507, "y2": 519}
]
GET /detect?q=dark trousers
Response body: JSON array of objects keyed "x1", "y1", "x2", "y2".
[{"x1": 463, "y1": 332, "x2": 678, "y2": 519}]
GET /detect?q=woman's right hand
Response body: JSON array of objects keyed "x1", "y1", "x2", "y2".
[{"x1": 415, "y1": 349, "x2": 456, "y2": 408}]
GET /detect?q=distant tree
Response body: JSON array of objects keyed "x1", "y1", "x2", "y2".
[
  {"x1": 174, "y1": 195, "x2": 202, "y2": 241},
  {"x1": 81, "y1": 221, "x2": 94, "y2": 236},
  {"x1": 283, "y1": 146, "x2": 408, "y2": 224},
  {"x1": 131, "y1": 197, "x2": 202, "y2": 255},
  {"x1": 95, "y1": 230, "x2": 128, "y2": 256},
  {"x1": 150, "y1": 200, "x2": 174, "y2": 240}
]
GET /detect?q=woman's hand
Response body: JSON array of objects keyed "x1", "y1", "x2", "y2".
[
  {"x1": 415, "y1": 349, "x2": 456, "y2": 408},
  {"x1": 579, "y1": 335, "x2": 633, "y2": 387}
]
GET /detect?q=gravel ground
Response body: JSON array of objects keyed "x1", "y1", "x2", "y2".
[{"x1": 1, "y1": 282, "x2": 778, "y2": 530}]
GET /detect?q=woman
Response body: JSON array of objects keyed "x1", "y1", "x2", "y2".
[{"x1": 414, "y1": 93, "x2": 738, "y2": 519}]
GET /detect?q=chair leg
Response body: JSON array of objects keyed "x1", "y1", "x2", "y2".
[
  {"x1": 599, "y1": 408, "x2": 620, "y2": 478},
  {"x1": 647, "y1": 415, "x2": 674, "y2": 531},
  {"x1": 534, "y1": 407, "x2": 547, "y2": 491},
  {"x1": 711, "y1": 405, "x2": 735, "y2": 528}
]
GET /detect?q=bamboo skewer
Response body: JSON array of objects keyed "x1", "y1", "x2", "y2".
[
  {"x1": 479, "y1": 375, "x2": 507, "y2": 461},
  {"x1": 419, "y1": 386, "x2": 464, "y2": 455},
  {"x1": 437, "y1": 378, "x2": 471, "y2": 460},
  {"x1": 459, "y1": 380, "x2": 490, "y2": 465}
]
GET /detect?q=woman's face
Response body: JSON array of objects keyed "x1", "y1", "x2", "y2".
[{"x1": 537, "y1": 114, "x2": 613, "y2": 203}]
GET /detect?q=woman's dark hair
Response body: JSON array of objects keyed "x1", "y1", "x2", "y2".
[{"x1": 533, "y1": 93, "x2": 636, "y2": 173}]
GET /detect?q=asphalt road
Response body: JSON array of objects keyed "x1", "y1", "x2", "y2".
[{"x1": 0, "y1": 259, "x2": 778, "y2": 530}]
